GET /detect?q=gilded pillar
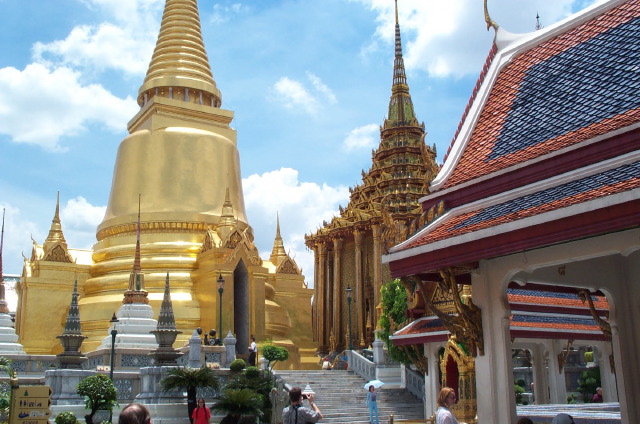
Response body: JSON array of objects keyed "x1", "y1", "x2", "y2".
[
  {"x1": 317, "y1": 242, "x2": 328, "y2": 350},
  {"x1": 372, "y1": 224, "x2": 382, "y2": 328},
  {"x1": 354, "y1": 229, "x2": 364, "y2": 347},
  {"x1": 312, "y1": 244, "x2": 319, "y2": 343},
  {"x1": 332, "y1": 237, "x2": 343, "y2": 349}
]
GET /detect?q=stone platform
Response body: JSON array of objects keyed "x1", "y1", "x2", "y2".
[{"x1": 517, "y1": 403, "x2": 620, "y2": 423}]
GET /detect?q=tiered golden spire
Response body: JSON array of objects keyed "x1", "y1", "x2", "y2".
[
  {"x1": 137, "y1": 0, "x2": 221, "y2": 108},
  {"x1": 43, "y1": 192, "x2": 73, "y2": 262},
  {"x1": 0, "y1": 209, "x2": 9, "y2": 313},
  {"x1": 385, "y1": 0, "x2": 419, "y2": 129},
  {"x1": 270, "y1": 213, "x2": 288, "y2": 266},
  {"x1": 125, "y1": 195, "x2": 148, "y2": 304}
]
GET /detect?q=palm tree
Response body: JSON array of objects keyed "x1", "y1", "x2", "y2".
[
  {"x1": 160, "y1": 366, "x2": 220, "y2": 423},
  {"x1": 210, "y1": 388, "x2": 263, "y2": 424}
]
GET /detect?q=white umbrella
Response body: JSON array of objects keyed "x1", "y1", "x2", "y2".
[{"x1": 364, "y1": 380, "x2": 384, "y2": 389}]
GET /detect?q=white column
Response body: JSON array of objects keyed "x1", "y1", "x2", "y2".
[
  {"x1": 530, "y1": 343, "x2": 550, "y2": 404},
  {"x1": 545, "y1": 339, "x2": 568, "y2": 404},
  {"x1": 472, "y1": 265, "x2": 516, "y2": 424},
  {"x1": 424, "y1": 342, "x2": 441, "y2": 420},
  {"x1": 592, "y1": 341, "x2": 617, "y2": 402}
]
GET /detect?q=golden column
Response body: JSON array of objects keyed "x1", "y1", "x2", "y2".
[
  {"x1": 317, "y1": 242, "x2": 328, "y2": 351},
  {"x1": 354, "y1": 229, "x2": 365, "y2": 347},
  {"x1": 372, "y1": 224, "x2": 382, "y2": 328},
  {"x1": 332, "y1": 237, "x2": 343, "y2": 348}
]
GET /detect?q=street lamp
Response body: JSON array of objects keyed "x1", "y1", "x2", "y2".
[
  {"x1": 217, "y1": 274, "x2": 225, "y2": 335},
  {"x1": 109, "y1": 312, "x2": 118, "y2": 423},
  {"x1": 346, "y1": 286, "x2": 353, "y2": 351},
  {"x1": 109, "y1": 312, "x2": 118, "y2": 380}
]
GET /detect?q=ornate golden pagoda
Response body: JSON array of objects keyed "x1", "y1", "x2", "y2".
[
  {"x1": 17, "y1": 0, "x2": 315, "y2": 367},
  {"x1": 305, "y1": 0, "x2": 439, "y2": 353}
]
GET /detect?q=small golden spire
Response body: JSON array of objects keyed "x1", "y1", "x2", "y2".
[
  {"x1": 125, "y1": 194, "x2": 148, "y2": 304},
  {"x1": 270, "y1": 212, "x2": 287, "y2": 265},
  {"x1": 43, "y1": 192, "x2": 72, "y2": 263}
]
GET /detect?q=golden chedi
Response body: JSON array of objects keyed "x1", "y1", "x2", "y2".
[{"x1": 17, "y1": 0, "x2": 315, "y2": 368}]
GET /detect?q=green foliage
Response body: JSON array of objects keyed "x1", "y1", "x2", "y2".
[
  {"x1": 0, "y1": 358, "x2": 15, "y2": 379},
  {"x1": 261, "y1": 344, "x2": 289, "y2": 372},
  {"x1": 160, "y1": 366, "x2": 220, "y2": 422},
  {"x1": 567, "y1": 393, "x2": 577, "y2": 404},
  {"x1": 230, "y1": 359, "x2": 246, "y2": 373},
  {"x1": 211, "y1": 388, "x2": 263, "y2": 424},
  {"x1": 76, "y1": 374, "x2": 118, "y2": 424},
  {"x1": 244, "y1": 366, "x2": 260, "y2": 379},
  {"x1": 55, "y1": 412, "x2": 79, "y2": 424},
  {"x1": 577, "y1": 366, "x2": 601, "y2": 402},
  {"x1": 225, "y1": 368, "x2": 273, "y2": 422},
  {"x1": 160, "y1": 366, "x2": 220, "y2": 392},
  {"x1": 379, "y1": 279, "x2": 421, "y2": 366},
  {"x1": 514, "y1": 383, "x2": 525, "y2": 405}
]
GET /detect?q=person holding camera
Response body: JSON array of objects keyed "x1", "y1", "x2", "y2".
[{"x1": 282, "y1": 386, "x2": 322, "y2": 424}]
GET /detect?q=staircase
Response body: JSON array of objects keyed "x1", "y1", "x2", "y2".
[{"x1": 276, "y1": 370, "x2": 424, "y2": 424}]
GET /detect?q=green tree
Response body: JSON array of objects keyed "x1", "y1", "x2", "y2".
[
  {"x1": 261, "y1": 344, "x2": 289, "y2": 373},
  {"x1": 379, "y1": 279, "x2": 423, "y2": 368},
  {"x1": 577, "y1": 366, "x2": 601, "y2": 402},
  {"x1": 76, "y1": 374, "x2": 118, "y2": 424},
  {"x1": 54, "y1": 411, "x2": 79, "y2": 424},
  {"x1": 160, "y1": 367, "x2": 220, "y2": 423},
  {"x1": 210, "y1": 388, "x2": 262, "y2": 424}
]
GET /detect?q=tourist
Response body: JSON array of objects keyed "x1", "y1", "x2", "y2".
[
  {"x1": 366, "y1": 385, "x2": 380, "y2": 424},
  {"x1": 119, "y1": 403, "x2": 151, "y2": 424},
  {"x1": 517, "y1": 418, "x2": 534, "y2": 424},
  {"x1": 436, "y1": 387, "x2": 459, "y2": 424},
  {"x1": 191, "y1": 398, "x2": 211, "y2": 424},
  {"x1": 592, "y1": 387, "x2": 603, "y2": 403},
  {"x1": 282, "y1": 387, "x2": 322, "y2": 424},
  {"x1": 551, "y1": 413, "x2": 575, "y2": 424},
  {"x1": 248, "y1": 335, "x2": 257, "y2": 366}
]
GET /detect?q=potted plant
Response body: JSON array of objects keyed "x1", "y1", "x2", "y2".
[{"x1": 76, "y1": 374, "x2": 118, "y2": 424}]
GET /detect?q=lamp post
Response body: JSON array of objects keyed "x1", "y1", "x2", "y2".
[
  {"x1": 346, "y1": 286, "x2": 353, "y2": 351},
  {"x1": 217, "y1": 274, "x2": 225, "y2": 335},
  {"x1": 109, "y1": 312, "x2": 118, "y2": 380},
  {"x1": 109, "y1": 313, "x2": 118, "y2": 423}
]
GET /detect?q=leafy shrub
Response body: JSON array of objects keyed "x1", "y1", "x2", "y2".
[
  {"x1": 230, "y1": 359, "x2": 246, "y2": 373},
  {"x1": 514, "y1": 384, "x2": 525, "y2": 405},
  {"x1": 261, "y1": 344, "x2": 288, "y2": 372},
  {"x1": 55, "y1": 412, "x2": 79, "y2": 424},
  {"x1": 244, "y1": 366, "x2": 260, "y2": 379},
  {"x1": 76, "y1": 374, "x2": 118, "y2": 424}
]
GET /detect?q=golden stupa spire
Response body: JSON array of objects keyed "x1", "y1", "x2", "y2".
[
  {"x1": 270, "y1": 212, "x2": 287, "y2": 265},
  {"x1": 219, "y1": 188, "x2": 236, "y2": 227},
  {"x1": 385, "y1": 0, "x2": 419, "y2": 128},
  {"x1": 137, "y1": 0, "x2": 221, "y2": 108},
  {"x1": 125, "y1": 194, "x2": 148, "y2": 304},
  {"x1": 0, "y1": 208, "x2": 9, "y2": 313}
]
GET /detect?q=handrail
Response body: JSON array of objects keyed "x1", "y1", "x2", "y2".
[{"x1": 347, "y1": 350, "x2": 376, "y2": 381}]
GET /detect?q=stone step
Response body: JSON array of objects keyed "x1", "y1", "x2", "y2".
[{"x1": 276, "y1": 370, "x2": 424, "y2": 424}]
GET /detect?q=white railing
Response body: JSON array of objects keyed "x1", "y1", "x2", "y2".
[{"x1": 347, "y1": 349, "x2": 376, "y2": 381}]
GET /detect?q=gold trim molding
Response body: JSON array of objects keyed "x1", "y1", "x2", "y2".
[{"x1": 98, "y1": 221, "x2": 210, "y2": 240}]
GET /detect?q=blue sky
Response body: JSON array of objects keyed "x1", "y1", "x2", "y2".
[{"x1": 0, "y1": 0, "x2": 599, "y2": 290}]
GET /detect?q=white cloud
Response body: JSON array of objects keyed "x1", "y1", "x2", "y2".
[
  {"x1": 307, "y1": 72, "x2": 337, "y2": 104},
  {"x1": 243, "y1": 168, "x2": 349, "y2": 285},
  {"x1": 0, "y1": 63, "x2": 137, "y2": 150},
  {"x1": 344, "y1": 124, "x2": 379, "y2": 151},
  {"x1": 352, "y1": 0, "x2": 599, "y2": 78},
  {"x1": 272, "y1": 73, "x2": 337, "y2": 115},
  {"x1": 211, "y1": 3, "x2": 250, "y2": 24},
  {"x1": 36, "y1": 0, "x2": 162, "y2": 76},
  {"x1": 62, "y1": 197, "x2": 106, "y2": 231}
]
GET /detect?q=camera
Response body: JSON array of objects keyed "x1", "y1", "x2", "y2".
[{"x1": 301, "y1": 394, "x2": 308, "y2": 400}]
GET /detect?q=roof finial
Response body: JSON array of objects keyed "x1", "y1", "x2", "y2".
[
  {"x1": 394, "y1": 0, "x2": 399, "y2": 26},
  {"x1": 270, "y1": 212, "x2": 287, "y2": 264},
  {"x1": 535, "y1": 12, "x2": 543, "y2": 31},
  {"x1": 484, "y1": 0, "x2": 499, "y2": 31}
]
